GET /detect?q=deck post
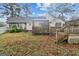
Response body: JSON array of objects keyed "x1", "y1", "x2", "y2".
[{"x1": 56, "y1": 29, "x2": 58, "y2": 43}]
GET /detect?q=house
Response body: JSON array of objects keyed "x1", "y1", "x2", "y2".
[
  {"x1": 31, "y1": 14, "x2": 65, "y2": 34},
  {"x1": 49, "y1": 17, "x2": 65, "y2": 28},
  {"x1": 45, "y1": 14, "x2": 65, "y2": 33},
  {"x1": 46, "y1": 14, "x2": 65, "y2": 28},
  {"x1": 65, "y1": 18, "x2": 79, "y2": 44},
  {"x1": 6, "y1": 14, "x2": 65, "y2": 33},
  {"x1": 66, "y1": 19, "x2": 79, "y2": 33},
  {"x1": 6, "y1": 17, "x2": 32, "y2": 31}
]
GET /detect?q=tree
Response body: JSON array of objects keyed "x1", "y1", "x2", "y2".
[
  {"x1": 70, "y1": 12, "x2": 79, "y2": 20},
  {"x1": 47, "y1": 3, "x2": 76, "y2": 20},
  {"x1": 0, "y1": 3, "x2": 21, "y2": 18},
  {"x1": 21, "y1": 3, "x2": 31, "y2": 17},
  {"x1": 14, "y1": 4, "x2": 21, "y2": 17}
]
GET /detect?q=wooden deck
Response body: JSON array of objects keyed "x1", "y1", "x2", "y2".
[{"x1": 68, "y1": 34, "x2": 79, "y2": 44}]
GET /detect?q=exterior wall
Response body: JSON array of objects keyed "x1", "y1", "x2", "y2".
[
  {"x1": 6, "y1": 24, "x2": 9, "y2": 28},
  {"x1": 19, "y1": 24, "x2": 22, "y2": 29},
  {"x1": 7, "y1": 23, "x2": 24, "y2": 30},
  {"x1": 26, "y1": 22, "x2": 32, "y2": 31},
  {"x1": 7, "y1": 18, "x2": 65, "y2": 32},
  {"x1": 7, "y1": 22, "x2": 33, "y2": 31},
  {"x1": 22, "y1": 23, "x2": 26, "y2": 30},
  {"x1": 10, "y1": 24, "x2": 19, "y2": 29},
  {"x1": 7, "y1": 23, "x2": 18, "y2": 28},
  {"x1": 49, "y1": 19, "x2": 65, "y2": 27},
  {"x1": 69, "y1": 26, "x2": 79, "y2": 33}
]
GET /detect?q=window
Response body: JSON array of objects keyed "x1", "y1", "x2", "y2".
[
  {"x1": 29, "y1": 23, "x2": 31, "y2": 26},
  {"x1": 55, "y1": 23, "x2": 61, "y2": 28}
]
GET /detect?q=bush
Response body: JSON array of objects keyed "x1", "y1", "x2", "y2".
[
  {"x1": 16, "y1": 29, "x2": 22, "y2": 33},
  {"x1": 8, "y1": 25, "x2": 22, "y2": 33},
  {"x1": 8, "y1": 29, "x2": 15, "y2": 33}
]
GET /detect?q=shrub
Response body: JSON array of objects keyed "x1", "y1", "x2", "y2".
[
  {"x1": 14, "y1": 29, "x2": 21, "y2": 33},
  {"x1": 8, "y1": 29, "x2": 15, "y2": 33},
  {"x1": 8, "y1": 25, "x2": 22, "y2": 33}
]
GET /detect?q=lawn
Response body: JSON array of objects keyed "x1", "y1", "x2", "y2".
[
  {"x1": 0, "y1": 32, "x2": 79, "y2": 56},
  {"x1": 0, "y1": 32, "x2": 61, "y2": 56}
]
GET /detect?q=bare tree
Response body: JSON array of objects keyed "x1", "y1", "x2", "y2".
[
  {"x1": 47, "y1": 3, "x2": 76, "y2": 20},
  {"x1": 22, "y1": 4, "x2": 31, "y2": 17},
  {"x1": 0, "y1": 3, "x2": 21, "y2": 18}
]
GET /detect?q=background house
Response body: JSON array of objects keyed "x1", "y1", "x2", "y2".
[
  {"x1": 66, "y1": 19, "x2": 79, "y2": 33},
  {"x1": 7, "y1": 17, "x2": 32, "y2": 31},
  {"x1": 65, "y1": 18, "x2": 79, "y2": 44},
  {"x1": 45, "y1": 14, "x2": 65, "y2": 33},
  {"x1": 6, "y1": 14, "x2": 65, "y2": 33}
]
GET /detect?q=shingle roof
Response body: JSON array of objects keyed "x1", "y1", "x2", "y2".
[
  {"x1": 68, "y1": 19, "x2": 79, "y2": 22},
  {"x1": 7, "y1": 17, "x2": 31, "y2": 23},
  {"x1": 7, "y1": 16, "x2": 48, "y2": 23},
  {"x1": 30, "y1": 16, "x2": 47, "y2": 20},
  {"x1": 66, "y1": 19, "x2": 79, "y2": 26}
]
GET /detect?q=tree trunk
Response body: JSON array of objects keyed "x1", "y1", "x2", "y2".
[{"x1": 10, "y1": 6, "x2": 14, "y2": 17}]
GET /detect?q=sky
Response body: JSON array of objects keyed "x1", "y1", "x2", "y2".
[
  {"x1": 29, "y1": 3, "x2": 48, "y2": 15},
  {"x1": 0, "y1": 3, "x2": 48, "y2": 22},
  {"x1": 0, "y1": 3, "x2": 79, "y2": 22},
  {"x1": 29, "y1": 3, "x2": 79, "y2": 15}
]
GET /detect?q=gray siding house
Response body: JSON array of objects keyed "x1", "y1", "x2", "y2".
[
  {"x1": 6, "y1": 14, "x2": 65, "y2": 32},
  {"x1": 6, "y1": 17, "x2": 32, "y2": 31},
  {"x1": 65, "y1": 18, "x2": 79, "y2": 44},
  {"x1": 45, "y1": 14, "x2": 65, "y2": 33}
]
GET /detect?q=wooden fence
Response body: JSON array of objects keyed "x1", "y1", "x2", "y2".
[{"x1": 0, "y1": 27, "x2": 7, "y2": 34}]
